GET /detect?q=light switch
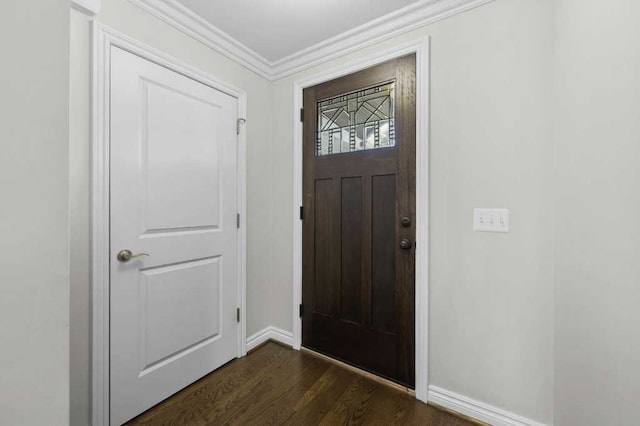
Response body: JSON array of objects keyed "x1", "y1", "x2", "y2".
[{"x1": 473, "y1": 208, "x2": 509, "y2": 233}]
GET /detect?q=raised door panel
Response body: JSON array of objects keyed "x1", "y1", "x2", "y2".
[
  {"x1": 143, "y1": 80, "x2": 222, "y2": 232},
  {"x1": 371, "y1": 174, "x2": 397, "y2": 334},
  {"x1": 139, "y1": 257, "x2": 222, "y2": 376},
  {"x1": 313, "y1": 178, "x2": 339, "y2": 318},
  {"x1": 340, "y1": 177, "x2": 363, "y2": 324}
]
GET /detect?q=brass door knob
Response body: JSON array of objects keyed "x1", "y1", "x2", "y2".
[
  {"x1": 399, "y1": 239, "x2": 412, "y2": 250},
  {"x1": 117, "y1": 249, "x2": 149, "y2": 262}
]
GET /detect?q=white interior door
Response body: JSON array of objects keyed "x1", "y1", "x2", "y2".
[{"x1": 109, "y1": 46, "x2": 240, "y2": 425}]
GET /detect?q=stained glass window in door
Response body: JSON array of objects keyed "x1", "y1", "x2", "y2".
[{"x1": 316, "y1": 82, "x2": 395, "y2": 156}]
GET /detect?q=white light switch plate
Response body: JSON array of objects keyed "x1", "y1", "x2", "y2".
[{"x1": 474, "y1": 208, "x2": 509, "y2": 233}]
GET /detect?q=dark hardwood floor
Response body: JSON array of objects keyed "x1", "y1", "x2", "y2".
[{"x1": 127, "y1": 342, "x2": 477, "y2": 426}]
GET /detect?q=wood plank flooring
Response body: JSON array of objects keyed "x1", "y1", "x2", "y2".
[{"x1": 126, "y1": 342, "x2": 477, "y2": 426}]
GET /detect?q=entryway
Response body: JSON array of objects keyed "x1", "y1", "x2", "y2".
[{"x1": 301, "y1": 55, "x2": 417, "y2": 387}]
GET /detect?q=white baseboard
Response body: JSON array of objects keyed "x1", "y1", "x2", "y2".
[
  {"x1": 246, "y1": 326, "x2": 294, "y2": 351},
  {"x1": 428, "y1": 386, "x2": 548, "y2": 426}
]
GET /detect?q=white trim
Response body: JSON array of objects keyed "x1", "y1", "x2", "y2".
[
  {"x1": 128, "y1": 0, "x2": 272, "y2": 80},
  {"x1": 91, "y1": 22, "x2": 248, "y2": 426},
  {"x1": 246, "y1": 327, "x2": 295, "y2": 352},
  {"x1": 237, "y1": 110, "x2": 248, "y2": 360},
  {"x1": 72, "y1": 0, "x2": 101, "y2": 15},
  {"x1": 428, "y1": 386, "x2": 548, "y2": 426},
  {"x1": 128, "y1": 0, "x2": 492, "y2": 81},
  {"x1": 291, "y1": 36, "x2": 431, "y2": 403},
  {"x1": 270, "y1": 0, "x2": 490, "y2": 80},
  {"x1": 91, "y1": 23, "x2": 110, "y2": 426}
]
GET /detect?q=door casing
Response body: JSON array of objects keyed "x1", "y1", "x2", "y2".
[
  {"x1": 91, "y1": 22, "x2": 248, "y2": 426},
  {"x1": 291, "y1": 36, "x2": 430, "y2": 402}
]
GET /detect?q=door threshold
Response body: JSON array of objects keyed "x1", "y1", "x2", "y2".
[{"x1": 300, "y1": 346, "x2": 414, "y2": 395}]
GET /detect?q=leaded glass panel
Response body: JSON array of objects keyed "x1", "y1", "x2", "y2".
[{"x1": 316, "y1": 82, "x2": 395, "y2": 156}]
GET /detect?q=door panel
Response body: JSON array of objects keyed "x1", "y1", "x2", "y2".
[
  {"x1": 140, "y1": 257, "x2": 222, "y2": 373},
  {"x1": 371, "y1": 174, "x2": 397, "y2": 334},
  {"x1": 340, "y1": 177, "x2": 363, "y2": 323},
  {"x1": 110, "y1": 46, "x2": 239, "y2": 425},
  {"x1": 302, "y1": 55, "x2": 416, "y2": 387},
  {"x1": 143, "y1": 79, "x2": 222, "y2": 231}
]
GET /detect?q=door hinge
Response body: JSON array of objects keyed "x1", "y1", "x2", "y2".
[
  {"x1": 300, "y1": 108, "x2": 304, "y2": 122},
  {"x1": 299, "y1": 304, "x2": 304, "y2": 318},
  {"x1": 299, "y1": 206, "x2": 304, "y2": 220},
  {"x1": 236, "y1": 307, "x2": 240, "y2": 323},
  {"x1": 237, "y1": 118, "x2": 246, "y2": 135},
  {"x1": 237, "y1": 213, "x2": 240, "y2": 229}
]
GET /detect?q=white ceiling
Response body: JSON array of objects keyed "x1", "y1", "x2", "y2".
[{"x1": 174, "y1": 0, "x2": 421, "y2": 62}]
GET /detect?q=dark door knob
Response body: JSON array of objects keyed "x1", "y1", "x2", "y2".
[
  {"x1": 400, "y1": 217, "x2": 411, "y2": 227},
  {"x1": 399, "y1": 239, "x2": 412, "y2": 250}
]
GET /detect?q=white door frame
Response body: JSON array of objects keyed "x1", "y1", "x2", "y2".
[
  {"x1": 91, "y1": 22, "x2": 248, "y2": 426},
  {"x1": 291, "y1": 36, "x2": 430, "y2": 402}
]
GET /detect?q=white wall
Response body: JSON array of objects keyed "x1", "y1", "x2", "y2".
[
  {"x1": 271, "y1": 1, "x2": 554, "y2": 423},
  {"x1": 0, "y1": 1, "x2": 70, "y2": 425},
  {"x1": 553, "y1": 0, "x2": 640, "y2": 424},
  {"x1": 69, "y1": 1, "x2": 274, "y2": 423}
]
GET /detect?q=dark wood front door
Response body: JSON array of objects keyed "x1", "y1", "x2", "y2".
[{"x1": 302, "y1": 54, "x2": 416, "y2": 387}]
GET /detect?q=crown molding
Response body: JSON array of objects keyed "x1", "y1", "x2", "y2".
[
  {"x1": 72, "y1": 0, "x2": 101, "y2": 15},
  {"x1": 129, "y1": 0, "x2": 272, "y2": 79},
  {"x1": 270, "y1": 0, "x2": 493, "y2": 79},
  {"x1": 129, "y1": 0, "x2": 494, "y2": 81}
]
